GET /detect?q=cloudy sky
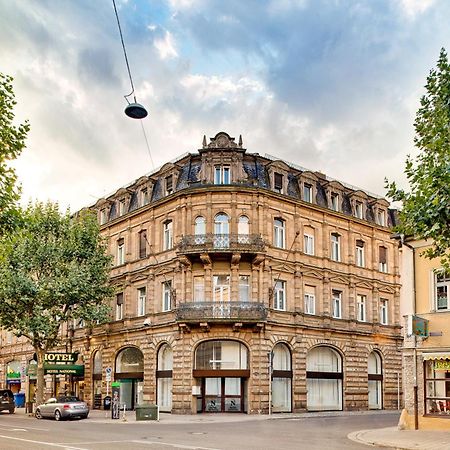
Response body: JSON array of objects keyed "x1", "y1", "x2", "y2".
[{"x1": 1, "y1": 0, "x2": 449, "y2": 211}]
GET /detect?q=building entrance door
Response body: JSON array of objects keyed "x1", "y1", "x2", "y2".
[{"x1": 202, "y1": 377, "x2": 243, "y2": 412}]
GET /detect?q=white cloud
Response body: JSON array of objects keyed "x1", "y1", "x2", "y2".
[
  {"x1": 154, "y1": 30, "x2": 178, "y2": 60},
  {"x1": 399, "y1": 0, "x2": 436, "y2": 18}
]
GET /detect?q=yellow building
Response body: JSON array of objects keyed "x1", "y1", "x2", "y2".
[
  {"x1": 400, "y1": 238, "x2": 450, "y2": 429},
  {"x1": 0, "y1": 132, "x2": 402, "y2": 414}
]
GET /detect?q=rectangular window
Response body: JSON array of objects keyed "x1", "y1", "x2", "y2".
[
  {"x1": 274, "y1": 280, "x2": 286, "y2": 311},
  {"x1": 117, "y1": 238, "x2": 125, "y2": 265},
  {"x1": 116, "y1": 293, "x2": 124, "y2": 321},
  {"x1": 139, "y1": 230, "x2": 147, "y2": 259},
  {"x1": 304, "y1": 233, "x2": 314, "y2": 256},
  {"x1": 331, "y1": 233, "x2": 340, "y2": 262},
  {"x1": 356, "y1": 240, "x2": 365, "y2": 267},
  {"x1": 100, "y1": 208, "x2": 107, "y2": 225},
  {"x1": 165, "y1": 175, "x2": 173, "y2": 195},
  {"x1": 274, "y1": 219, "x2": 285, "y2": 249},
  {"x1": 137, "y1": 287, "x2": 146, "y2": 317},
  {"x1": 193, "y1": 276, "x2": 205, "y2": 302},
  {"x1": 140, "y1": 188, "x2": 149, "y2": 206},
  {"x1": 424, "y1": 360, "x2": 450, "y2": 415},
  {"x1": 162, "y1": 281, "x2": 172, "y2": 312},
  {"x1": 377, "y1": 210, "x2": 386, "y2": 226},
  {"x1": 330, "y1": 193, "x2": 339, "y2": 211},
  {"x1": 239, "y1": 275, "x2": 250, "y2": 302},
  {"x1": 380, "y1": 298, "x2": 388, "y2": 325},
  {"x1": 163, "y1": 221, "x2": 173, "y2": 250},
  {"x1": 332, "y1": 290, "x2": 342, "y2": 319},
  {"x1": 355, "y1": 201, "x2": 363, "y2": 219},
  {"x1": 274, "y1": 172, "x2": 283, "y2": 193},
  {"x1": 303, "y1": 183, "x2": 312, "y2": 203},
  {"x1": 357, "y1": 294, "x2": 366, "y2": 322},
  {"x1": 436, "y1": 272, "x2": 450, "y2": 311},
  {"x1": 214, "y1": 166, "x2": 230, "y2": 184},
  {"x1": 119, "y1": 199, "x2": 126, "y2": 216},
  {"x1": 379, "y1": 246, "x2": 388, "y2": 272},
  {"x1": 213, "y1": 275, "x2": 230, "y2": 302},
  {"x1": 304, "y1": 286, "x2": 315, "y2": 315}
]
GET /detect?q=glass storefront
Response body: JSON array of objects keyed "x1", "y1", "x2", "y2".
[
  {"x1": 157, "y1": 344, "x2": 173, "y2": 412},
  {"x1": 425, "y1": 359, "x2": 450, "y2": 415},
  {"x1": 115, "y1": 347, "x2": 144, "y2": 410},
  {"x1": 368, "y1": 351, "x2": 383, "y2": 409},
  {"x1": 271, "y1": 343, "x2": 292, "y2": 412}
]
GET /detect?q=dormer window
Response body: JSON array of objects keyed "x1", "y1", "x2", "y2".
[
  {"x1": 303, "y1": 183, "x2": 313, "y2": 203},
  {"x1": 99, "y1": 208, "x2": 108, "y2": 225},
  {"x1": 214, "y1": 166, "x2": 230, "y2": 184},
  {"x1": 274, "y1": 172, "x2": 283, "y2": 193},
  {"x1": 165, "y1": 175, "x2": 173, "y2": 195},
  {"x1": 376, "y1": 209, "x2": 386, "y2": 226},
  {"x1": 140, "y1": 188, "x2": 149, "y2": 206},
  {"x1": 118, "y1": 199, "x2": 126, "y2": 216},
  {"x1": 330, "y1": 193, "x2": 339, "y2": 211},
  {"x1": 355, "y1": 201, "x2": 364, "y2": 219}
]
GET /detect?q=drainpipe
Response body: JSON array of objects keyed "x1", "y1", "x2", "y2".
[{"x1": 402, "y1": 237, "x2": 418, "y2": 430}]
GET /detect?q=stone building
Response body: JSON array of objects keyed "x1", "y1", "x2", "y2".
[
  {"x1": 0, "y1": 132, "x2": 402, "y2": 414},
  {"x1": 400, "y1": 238, "x2": 450, "y2": 430}
]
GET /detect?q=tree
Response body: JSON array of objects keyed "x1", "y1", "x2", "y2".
[
  {"x1": 0, "y1": 202, "x2": 113, "y2": 405},
  {"x1": 0, "y1": 73, "x2": 29, "y2": 233},
  {"x1": 387, "y1": 48, "x2": 450, "y2": 270}
]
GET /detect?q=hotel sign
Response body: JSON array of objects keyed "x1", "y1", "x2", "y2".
[
  {"x1": 44, "y1": 352, "x2": 78, "y2": 363},
  {"x1": 43, "y1": 352, "x2": 84, "y2": 376}
]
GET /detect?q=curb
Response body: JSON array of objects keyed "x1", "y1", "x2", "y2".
[{"x1": 347, "y1": 429, "x2": 408, "y2": 450}]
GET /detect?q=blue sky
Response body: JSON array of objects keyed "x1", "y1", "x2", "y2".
[{"x1": 1, "y1": 0, "x2": 449, "y2": 211}]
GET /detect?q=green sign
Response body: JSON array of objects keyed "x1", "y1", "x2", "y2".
[
  {"x1": 27, "y1": 364, "x2": 37, "y2": 379},
  {"x1": 44, "y1": 364, "x2": 84, "y2": 376},
  {"x1": 6, "y1": 371, "x2": 20, "y2": 380},
  {"x1": 111, "y1": 382, "x2": 120, "y2": 387},
  {"x1": 412, "y1": 316, "x2": 428, "y2": 337}
]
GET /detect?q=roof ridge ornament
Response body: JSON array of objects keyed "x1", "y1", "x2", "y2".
[{"x1": 207, "y1": 132, "x2": 238, "y2": 149}]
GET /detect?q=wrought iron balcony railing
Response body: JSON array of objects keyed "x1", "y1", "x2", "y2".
[
  {"x1": 176, "y1": 301, "x2": 267, "y2": 322},
  {"x1": 178, "y1": 233, "x2": 265, "y2": 253}
]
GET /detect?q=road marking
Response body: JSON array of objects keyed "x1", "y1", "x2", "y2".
[
  {"x1": 132, "y1": 440, "x2": 220, "y2": 450},
  {"x1": 0, "y1": 434, "x2": 89, "y2": 450},
  {"x1": 0, "y1": 424, "x2": 49, "y2": 431}
]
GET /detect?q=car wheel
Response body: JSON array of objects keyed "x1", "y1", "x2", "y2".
[
  {"x1": 54, "y1": 410, "x2": 62, "y2": 421},
  {"x1": 35, "y1": 409, "x2": 42, "y2": 419}
]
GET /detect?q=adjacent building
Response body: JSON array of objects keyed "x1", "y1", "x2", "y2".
[
  {"x1": 0, "y1": 132, "x2": 403, "y2": 414},
  {"x1": 400, "y1": 238, "x2": 450, "y2": 429}
]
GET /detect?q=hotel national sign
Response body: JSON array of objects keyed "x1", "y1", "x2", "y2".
[{"x1": 43, "y1": 352, "x2": 84, "y2": 376}]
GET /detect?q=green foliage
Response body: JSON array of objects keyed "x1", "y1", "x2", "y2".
[
  {"x1": 0, "y1": 73, "x2": 29, "y2": 233},
  {"x1": 386, "y1": 48, "x2": 450, "y2": 270},
  {"x1": 0, "y1": 202, "x2": 113, "y2": 350}
]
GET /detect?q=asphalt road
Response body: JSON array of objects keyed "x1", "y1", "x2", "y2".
[{"x1": 0, "y1": 411, "x2": 399, "y2": 450}]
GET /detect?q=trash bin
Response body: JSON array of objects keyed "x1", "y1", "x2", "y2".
[
  {"x1": 103, "y1": 395, "x2": 111, "y2": 410},
  {"x1": 135, "y1": 404, "x2": 159, "y2": 421},
  {"x1": 13, "y1": 393, "x2": 25, "y2": 408}
]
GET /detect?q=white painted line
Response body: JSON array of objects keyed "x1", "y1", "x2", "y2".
[
  {"x1": 0, "y1": 434, "x2": 89, "y2": 450},
  {"x1": 132, "y1": 440, "x2": 220, "y2": 450},
  {"x1": 0, "y1": 424, "x2": 49, "y2": 431}
]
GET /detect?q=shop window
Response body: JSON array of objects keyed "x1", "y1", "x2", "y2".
[
  {"x1": 195, "y1": 340, "x2": 248, "y2": 370},
  {"x1": 357, "y1": 294, "x2": 366, "y2": 322},
  {"x1": 424, "y1": 359, "x2": 450, "y2": 415},
  {"x1": 368, "y1": 352, "x2": 383, "y2": 410},
  {"x1": 356, "y1": 240, "x2": 365, "y2": 267},
  {"x1": 435, "y1": 271, "x2": 450, "y2": 311},
  {"x1": 116, "y1": 347, "x2": 144, "y2": 373},
  {"x1": 272, "y1": 343, "x2": 292, "y2": 413},
  {"x1": 214, "y1": 166, "x2": 230, "y2": 185},
  {"x1": 138, "y1": 230, "x2": 147, "y2": 259},
  {"x1": 274, "y1": 218, "x2": 286, "y2": 249},
  {"x1": 157, "y1": 344, "x2": 173, "y2": 412},
  {"x1": 331, "y1": 233, "x2": 341, "y2": 262}
]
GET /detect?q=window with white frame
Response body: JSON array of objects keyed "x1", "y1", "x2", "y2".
[
  {"x1": 356, "y1": 240, "x2": 365, "y2": 267},
  {"x1": 214, "y1": 166, "x2": 230, "y2": 184},
  {"x1": 193, "y1": 276, "x2": 205, "y2": 302},
  {"x1": 137, "y1": 287, "x2": 146, "y2": 317},
  {"x1": 140, "y1": 188, "x2": 149, "y2": 206},
  {"x1": 194, "y1": 216, "x2": 206, "y2": 244},
  {"x1": 165, "y1": 175, "x2": 173, "y2": 195},
  {"x1": 331, "y1": 233, "x2": 341, "y2": 262},
  {"x1": 117, "y1": 238, "x2": 125, "y2": 265},
  {"x1": 379, "y1": 246, "x2": 388, "y2": 272},
  {"x1": 274, "y1": 280, "x2": 286, "y2": 311},
  {"x1": 139, "y1": 230, "x2": 147, "y2": 259},
  {"x1": 118, "y1": 199, "x2": 126, "y2": 216},
  {"x1": 435, "y1": 271, "x2": 450, "y2": 311},
  {"x1": 100, "y1": 208, "x2": 107, "y2": 225},
  {"x1": 330, "y1": 192, "x2": 339, "y2": 211},
  {"x1": 354, "y1": 201, "x2": 364, "y2": 219},
  {"x1": 238, "y1": 215, "x2": 249, "y2": 237},
  {"x1": 274, "y1": 172, "x2": 283, "y2": 193},
  {"x1": 213, "y1": 275, "x2": 230, "y2": 302},
  {"x1": 376, "y1": 209, "x2": 386, "y2": 226},
  {"x1": 116, "y1": 293, "x2": 124, "y2": 321},
  {"x1": 304, "y1": 233, "x2": 314, "y2": 256},
  {"x1": 274, "y1": 218, "x2": 286, "y2": 249},
  {"x1": 162, "y1": 281, "x2": 172, "y2": 311},
  {"x1": 357, "y1": 294, "x2": 366, "y2": 322},
  {"x1": 304, "y1": 286, "x2": 315, "y2": 315},
  {"x1": 332, "y1": 290, "x2": 342, "y2": 319},
  {"x1": 163, "y1": 220, "x2": 173, "y2": 250},
  {"x1": 303, "y1": 183, "x2": 313, "y2": 203},
  {"x1": 380, "y1": 298, "x2": 389, "y2": 325},
  {"x1": 239, "y1": 275, "x2": 250, "y2": 302}
]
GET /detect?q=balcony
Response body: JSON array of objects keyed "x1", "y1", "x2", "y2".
[
  {"x1": 178, "y1": 233, "x2": 265, "y2": 255},
  {"x1": 176, "y1": 301, "x2": 267, "y2": 324}
]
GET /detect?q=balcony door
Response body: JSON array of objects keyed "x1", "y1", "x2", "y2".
[
  {"x1": 214, "y1": 213, "x2": 229, "y2": 248},
  {"x1": 213, "y1": 275, "x2": 230, "y2": 303}
]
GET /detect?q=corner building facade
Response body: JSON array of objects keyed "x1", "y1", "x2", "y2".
[{"x1": 0, "y1": 132, "x2": 403, "y2": 414}]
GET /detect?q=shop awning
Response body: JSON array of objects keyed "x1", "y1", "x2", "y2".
[{"x1": 422, "y1": 352, "x2": 450, "y2": 361}]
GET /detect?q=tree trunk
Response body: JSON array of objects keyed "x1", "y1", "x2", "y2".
[{"x1": 35, "y1": 347, "x2": 46, "y2": 406}]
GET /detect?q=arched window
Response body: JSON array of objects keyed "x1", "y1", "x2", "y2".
[
  {"x1": 116, "y1": 347, "x2": 144, "y2": 373},
  {"x1": 237, "y1": 216, "x2": 250, "y2": 244},
  {"x1": 195, "y1": 340, "x2": 248, "y2": 370},
  {"x1": 115, "y1": 347, "x2": 144, "y2": 409},
  {"x1": 272, "y1": 343, "x2": 292, "y2": 412},
  {"x1": 368, "y1": 352, "x2": 383, "y2": 409},
  {"x1": 92, "y1": 351, "x2": 102, "y2": 409},
  {"x1": 195, "y1": 216, "x2": 206, "y2": 235},
  {"x1": 157, "y1": 344, "x2": 173, "y2": 412},
  {"x1": 306, "y1": 346, "x2": 343, "y2": 411},
  {"x1": 214, "y1": 213, "x2": 230, "y2": 248}
]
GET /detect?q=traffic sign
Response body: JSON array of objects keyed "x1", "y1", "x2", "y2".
[{"x1": 105, "y1": 367, "x2": 112, "y2": 381}]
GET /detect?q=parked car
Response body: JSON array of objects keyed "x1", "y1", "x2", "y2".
[
  {"x1": 35, "y1": 396, "x2": 89, "y2": 421},
  {"x1": 0, "y1": 389, "x2": 15, "y2": 414}
]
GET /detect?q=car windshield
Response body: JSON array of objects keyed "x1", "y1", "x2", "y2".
[{"x1": 57, "y1": 396, "x2": 80, "y2": 403}]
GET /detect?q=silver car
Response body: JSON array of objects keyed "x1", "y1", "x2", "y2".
[{"x1": 35, "y1": 396, "x2": 89, "y2": 421}]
